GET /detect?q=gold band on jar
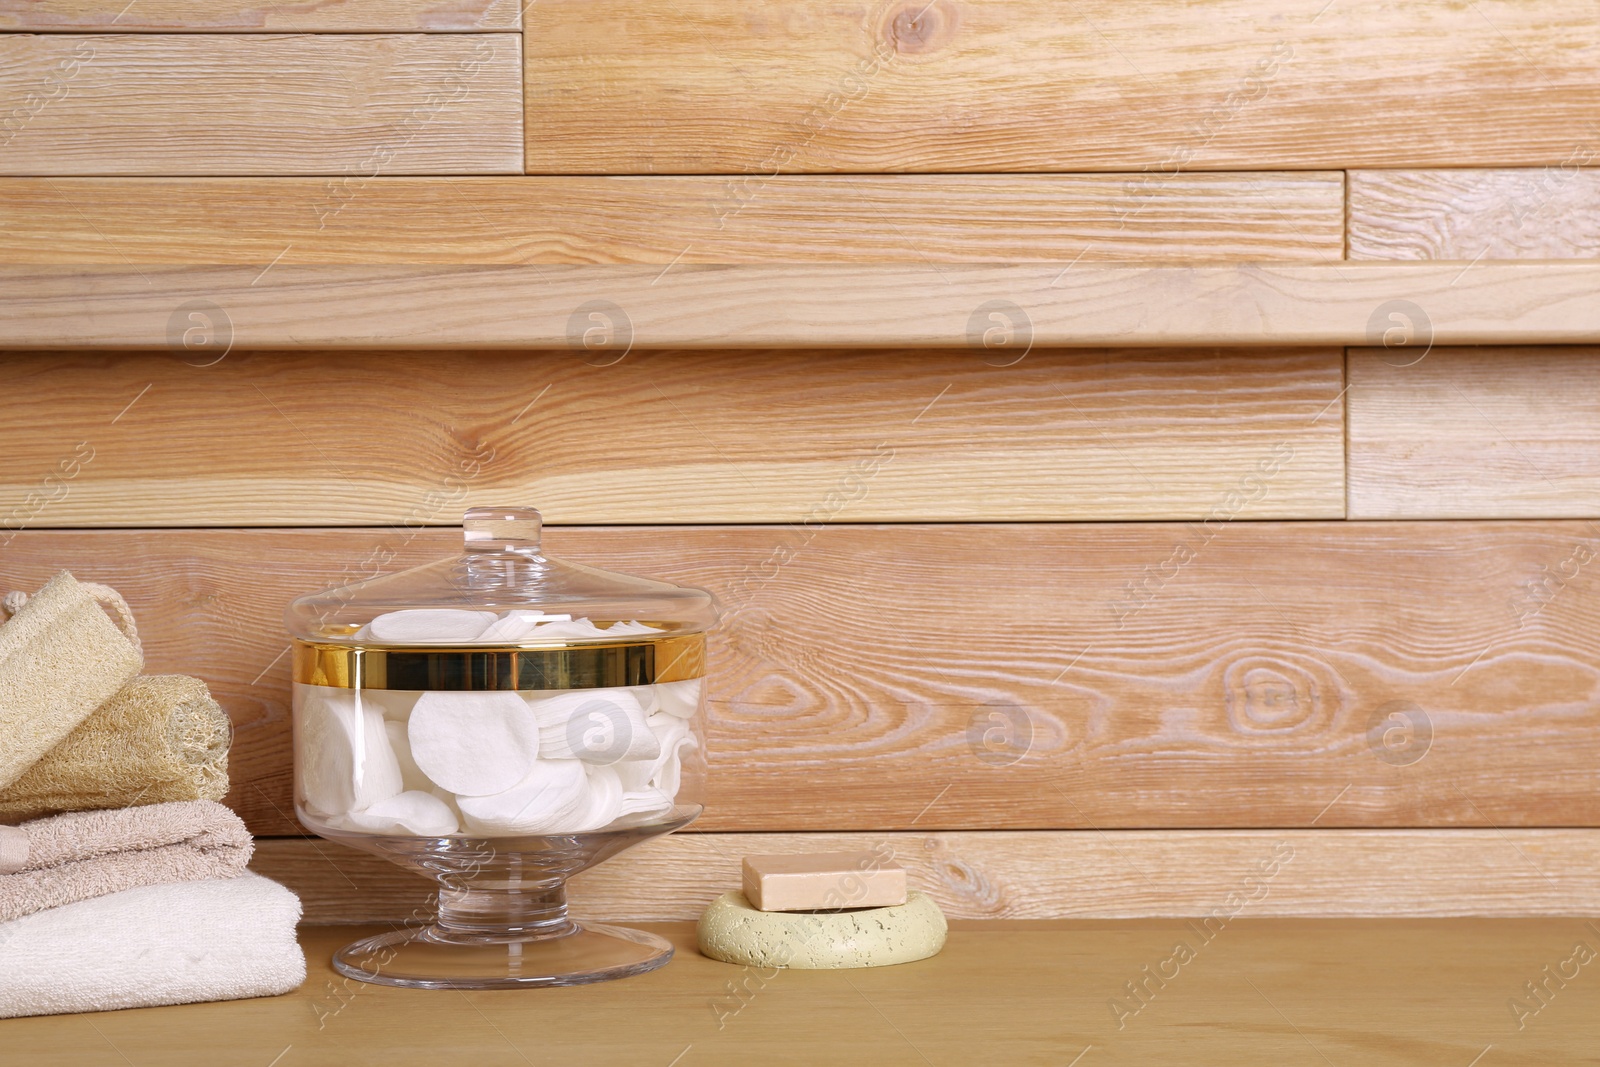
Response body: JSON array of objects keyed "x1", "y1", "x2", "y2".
[{"x1": 292, "y1": 634, "x2": 706, "y2": 692}]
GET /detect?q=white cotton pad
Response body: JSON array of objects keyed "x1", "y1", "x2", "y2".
[
  {"x1": 365, "y1": 689, "x2": 421, "y2": 724},
  {"x1": 457, "y1": 759, "x2": 590, "y2": 835},
  {"x1": 385, "y1": 720, "x2": 433, "y2": 792},
  {"x1": 334, "y1": 790, "x2": 459, "y2": 836},
  {"x1": 527, "y1": 689, "x2": 659, "y2": 764},
  {"x1": 477, "y1": 611, "x2": 540, "y2": 642},
  {"x1": 619, "y1": 789, "x2": 674, "y2": 818},
  {"x1": 627, "y1": 684, "x2": 661, "y2": 715},
  {"x1": 298, "y1": 688, "x2": 404, "y2": 817},
  {"x1": 572, "y1": 765, "x2": 623, "y2": 832},
  {"x1": 515, "y1": 618, "x2": 614, "y2": 641},
  {"x1": 615, "y1": 712, "x2": 695, "y2": 808},
  {"x1": 406, "y1": 690, "x2": 540, "y2": 796},
  {"x1": 647, "y1": 712, "x2": 697, "y2": 798},
  {"x1": 605, "y1": 620, "x2": 662, "y2": 636},
  {"x1": 367, "y1": 609, "x2": 498, "y2": 644},
  {"x1": 655, "y1": 677, "x2": 702, "y2": 718}
]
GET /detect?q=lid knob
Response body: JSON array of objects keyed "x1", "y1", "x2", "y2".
[{"x1": 462, "y1": 507, "x2": 543, "y2": 555}]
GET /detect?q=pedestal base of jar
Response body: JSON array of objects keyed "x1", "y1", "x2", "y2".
[{"x1": 332, "y1": 922, "x2": 674, "y2": 989}]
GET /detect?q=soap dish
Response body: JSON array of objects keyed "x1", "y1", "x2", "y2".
[{"x1": 697, "y1": 890, "x2": 947, "y2": 969}]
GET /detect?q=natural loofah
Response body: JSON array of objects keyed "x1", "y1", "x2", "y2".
[
  {"x1": 0, "y1": 676, "x2": 231, "y2": 824},
  {"x1": 0, "y1": 572, "x2": 143, "y2": 791}
]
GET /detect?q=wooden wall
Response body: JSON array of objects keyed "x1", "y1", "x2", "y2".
[{"x1": 3, "y1": 0, "x2": 1599, "y2": 920}]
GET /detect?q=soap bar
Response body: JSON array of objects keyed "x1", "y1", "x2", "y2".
[{"x1": 742, "y1": 851, "x2": 907, "y2": 912}]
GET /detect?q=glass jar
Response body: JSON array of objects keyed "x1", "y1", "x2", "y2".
[{"x1": 286, "y1": 507, "x2": 716, "y2": 988}]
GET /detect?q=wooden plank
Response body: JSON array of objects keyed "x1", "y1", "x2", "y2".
[
  {"x1": 15, "y1": 922, "x2": 1598, "y2": 1067},
  {"x1": 253, "y1": 830, "x2": 1600, "y2": 922},
  {"x1": 5, "y1": 523, "x2": 1600, "y2": 835},
  {"x1": 0, "y1": 348, "x2": 1345, "y2": 525},
  {"x1": 524, "y1": 0, "x2": 1600, "y2": 173},
  {"x1": 0, "y1": 35, "x2": 522, "y2": 176},
  {"x1": 5, "y1": 263, "x2": 1600, "y2": 349},
  {"x1": 1348, "y1": 348, "x2": 1600, "y2": 519},
  {"x1": 0, "y1": 0, "x2": 519, "y2": 31},
  {"x1": 0, "y1": 174, "x2": 1346, "y2": 264},
  {"x1": 1350, "y1": 169, "x2": 1600, "y2": 260}
]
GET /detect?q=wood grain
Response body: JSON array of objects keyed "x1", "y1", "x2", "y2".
[
  {"x1": 0, "y1": 174, "x2": 1346, "y2": 264},
  {"x1": 0, "y1": 0, "x2": 519, "y2": 30},
  {"x1": 1348, "y1": 347, "x2": 1600, "y2": 519},
  {"x1": 524, "y1": 0, "x2": 1600, "y2": 173},
  {"x1": 1349, "y1": 169, "x2": 1600, "y2": 260},
  {"x1": 0, "y1": 348, "x2": 1345, "y2": 524},
  {"x1": 253, "y1": 830, "x2": 1600, "y2": 922},
  {"x1": 0, "y1": 35, "x2": 522, "y2": 176},
  {"x1": 5, "y1": 524, "x2": 1600, "y2": 835},
  {"x1": 6, "y1": 263, "x2": 1600, "y2": 349},
  {"x1": 14, "y1": 921, "x2": 1598, "y2": 1067}
]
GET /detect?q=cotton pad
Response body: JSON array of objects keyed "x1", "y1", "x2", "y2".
[
  {"x1": 333, "y1": 790, "x2": 459, "y2": 836},
  {"x1": 367, "y1": 609, "x2": 497, "y2": 643},
  {"x1": 655, "y1": 677, "x2": 701, "y2": 718},
  {"x1": 618, "y1": 782, "x2": 674, "y2": 818},
  {"x1": 365, "y1": 689, "x2": 421, "y2": 724},
  {"x1": 647, "y1": 712, "x2": 696, "y2": 799},
  {"x1": 614, "y1": 712, "x2": 694, "y2": 809},
  {"x1": 406, "y1": 690, "x2": 540, "y2": 796},
  {"x1": 628, "y1": 684, "x2": 661, "y2": 715},
  {"x1": 527, "y1": 689, "x2": 659, "y2": 764},
  {"x1": 571, "y1": 765, "x2": 623, "y2": 832},
  {"x1": 513, "y1": 618, "x2": 614, "y2": 641},
  {"x1": 475, "y1": 610, "x2": 572, "y2": 642},
  {"x1": 297, "y1": 688, "x2": 403, "y2": 817},
  {"x1": 456, "y1": 759, "x2": 589, "y2": 835},
  {"x1": 384, "y1": 720, "x2": 433, "y2": 792},
  {"x1": 604, "y1": 621, "x2": 662, "y2": 636}
]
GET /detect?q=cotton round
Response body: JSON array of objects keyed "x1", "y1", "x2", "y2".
[
  {"x1": 297, "y1": 688, "x2": 404, "y2": 817},
  {"x1": 406, "y1": 691, "x2": 540, "y2": 796},
  {"x1": 385, "y1": 720, "x2": 433, "y2": 793},
  {"x1": 528, "y1": 689, "x2": 660, "y2": 764},
  {"x1": 571, "y1": 765, "x2": 623, "y2": 832},
  {"x1": 367, "y1": 609, "x2": 497, "y2": 643},
  {"x1": 334, "y1": 791, "x2": 459, "y2": 836},
  {"x1": 477, "y1": 610, "x2": 581, "y2": 642},
  {"x1": 456, "y1": 758, "x2": 590, "y2": 835},
  {"x1": 655, "y1": 678, "x2": 701, "y2": 718}
]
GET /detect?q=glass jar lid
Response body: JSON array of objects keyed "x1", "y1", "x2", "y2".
[{"x1": 285, "y1": 507, "x2": 718, "y2": 646}]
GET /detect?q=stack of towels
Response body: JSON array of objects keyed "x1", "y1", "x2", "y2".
[{"x1": 0, "y1": 571, "x2": 304, "y2": 1018}]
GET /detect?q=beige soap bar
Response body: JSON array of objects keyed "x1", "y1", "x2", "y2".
[{"x1": 741, "y1": 851, "x2": 907, "y2": 912}]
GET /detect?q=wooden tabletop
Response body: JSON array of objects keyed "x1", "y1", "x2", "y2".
[{"x1": 6, "y1": 919, "x2": 1599, "y2": 1065}]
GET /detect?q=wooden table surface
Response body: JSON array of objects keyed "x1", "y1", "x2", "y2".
[{"x1": 6, "y1": 920, "x2": 1599, "y2": 1065}]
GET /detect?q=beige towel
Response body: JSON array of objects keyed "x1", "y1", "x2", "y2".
[
  {"x1": 0, "y1": 675, "x2": 231, "y2": 823},
  {"x1": 0, "y1": 572, "x2": 143, "y2": 790},
  {"x1": 0, "y1": 800, "x2": 251, "y2": 923}
]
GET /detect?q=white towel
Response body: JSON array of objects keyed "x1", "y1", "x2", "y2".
[{"x1": 0, "y1": 872, "x2": 305, "y2": 1018}]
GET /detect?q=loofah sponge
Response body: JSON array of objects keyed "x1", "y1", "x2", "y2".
[
  {"x1": 0, "y1": 675, "x2": 231, "y2": 823},
  {"x1": 0, "y1": 572, "x2": 143, "y2": 791}
]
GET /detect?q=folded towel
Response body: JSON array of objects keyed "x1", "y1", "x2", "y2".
[
  {"x1": 0, "y1": 675, "x2": 231, "y2": 823},
  {"x1": 0, "y1": 571, "x2": 143, "y2": 790},
  {"x1": 0, "y1": 872, "x2": 305, "y2": 1018},
  {"x1": 0, "y1": 800, "x2": 251, "y2": 923}
]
